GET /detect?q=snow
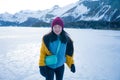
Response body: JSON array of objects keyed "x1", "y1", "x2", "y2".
[
  {"x1": 51, "y1": 3, "x2": 77, "y2": 17},
  {"x1": 73, "y1": 4, "x2": 89, "y2": 18},
  {"x1": 0, "y1": 27, "x2": 120, "y2": 80},
  {"x1": 0, "y1": 12, "x2": 15, "y2": 22}
]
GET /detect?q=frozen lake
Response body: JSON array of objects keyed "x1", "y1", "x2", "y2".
[{"x1": 0, "y1": 27, "x2": 120, "y2": 80}]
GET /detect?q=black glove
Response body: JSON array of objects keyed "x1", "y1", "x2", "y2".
[
  {"x1": 39, "y1": 66, "x2": 46, "y2": 77},
  {"x1": 71, "y1": 64, "x2": 76, "y2": 73}
]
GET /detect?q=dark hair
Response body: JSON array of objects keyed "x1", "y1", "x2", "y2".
[{"x1": 44, "y1": 30, "x2": 71, "y2": 44}]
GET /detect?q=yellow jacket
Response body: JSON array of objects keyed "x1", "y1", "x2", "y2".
[{"x1": 39, "y1": 34, "x2": 75, "y2": 68}]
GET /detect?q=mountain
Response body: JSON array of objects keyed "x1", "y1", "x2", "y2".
[{"x1": 0, "y1": 0, "x2": 120, "y2": 29}]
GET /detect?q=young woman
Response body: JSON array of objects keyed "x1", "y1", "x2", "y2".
[{"x1": 39, "y1": 17, "x2": 76, "y2": 80}]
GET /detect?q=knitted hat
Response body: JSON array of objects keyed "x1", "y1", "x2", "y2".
[{"x1": 51, "y1": 17, "x2": 64, "y2": 28}]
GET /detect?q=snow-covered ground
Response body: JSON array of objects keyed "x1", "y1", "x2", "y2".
[{"x1": 0, "y1": 27, "x2": 120, "y2": 80}]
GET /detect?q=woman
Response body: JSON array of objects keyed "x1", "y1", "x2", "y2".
[{"x1": 39, "y1": 17, "x2": 75, "y2": 80}]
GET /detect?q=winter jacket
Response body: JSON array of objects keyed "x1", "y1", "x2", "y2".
[{"x1": 39, "y1": 31, "x2": 75, "y2": 69}]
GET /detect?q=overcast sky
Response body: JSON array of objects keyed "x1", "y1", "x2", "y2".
[{"x1": 0, "y1": 0, "x2": 78, "y2": 14}]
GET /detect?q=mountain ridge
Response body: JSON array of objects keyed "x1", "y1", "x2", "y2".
[{"x1": 0, "y1": 0, "x2": 120, "y2": 29}]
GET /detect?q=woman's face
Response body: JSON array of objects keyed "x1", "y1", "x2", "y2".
[{"x1": 53, "y1": 25, "x2": 62, "y2": 35}]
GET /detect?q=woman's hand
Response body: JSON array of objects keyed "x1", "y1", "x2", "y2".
[
  {"x1": 71, "y1": 64, "x2": 76, "y2": 73},
  {"x1": 39, "y1": 66, "x2": 46, "y2": 77}
]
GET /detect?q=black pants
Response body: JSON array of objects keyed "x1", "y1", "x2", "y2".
[{"x1": 46, "y1": 65, "x2": 64, "y2": 80}]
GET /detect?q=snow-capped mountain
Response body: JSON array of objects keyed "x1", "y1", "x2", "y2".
[{"x1": 0, "y1": 0, "x2": 120, "y2": 26}]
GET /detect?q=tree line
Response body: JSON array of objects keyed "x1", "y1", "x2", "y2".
[{"x1": 32, "y1": 20, "x2": 120, "y2": 30}]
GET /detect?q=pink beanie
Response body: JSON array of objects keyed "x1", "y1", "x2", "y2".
[{"x1": 51, "y1": 17, "x2": 64, "y2": 28}]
